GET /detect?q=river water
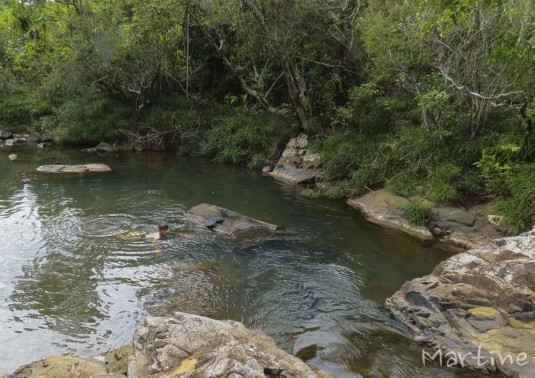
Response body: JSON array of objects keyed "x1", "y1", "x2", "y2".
[{"x1": 0, "y1": 146, "x2": 486, "y2": 377}]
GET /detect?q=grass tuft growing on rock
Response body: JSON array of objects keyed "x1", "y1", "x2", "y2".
[{"x1": 401, "y1": 200, "x2": 434, "y2": 226}]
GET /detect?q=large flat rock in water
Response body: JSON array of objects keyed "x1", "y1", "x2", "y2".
[
  {"x1": 37, "y1": 163, "x2": 111, "y2": 173},
  {"x1": 385, "y1": 229, "x2": 535, "y2": 377},
  {"x1": 186, "y1": 203, "x2": 278, "y2": 236}
]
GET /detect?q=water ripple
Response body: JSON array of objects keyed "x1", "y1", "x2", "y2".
[{"x1": 0, "y1": 150, "x2": 468, "y2": 377}]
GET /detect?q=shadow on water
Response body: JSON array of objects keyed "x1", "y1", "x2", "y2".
[{"x1": 0, "y1": 146, "x2": 493, "y2": 377}]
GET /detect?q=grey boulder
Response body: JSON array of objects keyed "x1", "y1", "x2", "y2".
[{"x1": 186, "y1": 203, "x2": 279, "y2": 236}]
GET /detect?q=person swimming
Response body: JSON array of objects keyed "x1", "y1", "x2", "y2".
[
  {"x1": 145, "y1": 223, "x2": 170, "y2": 240},
  {"x1": 117, "y1": 223, "x2": 193, "y2": 253}
]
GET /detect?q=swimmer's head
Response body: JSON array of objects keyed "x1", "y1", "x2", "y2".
[{"x1": 158, "y1": 223, "x2": 169, "y2": 236}]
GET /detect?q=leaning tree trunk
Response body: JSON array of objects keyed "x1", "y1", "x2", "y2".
[{"x1": 243, "y1": 0, "x2": 311, "y2": 129}]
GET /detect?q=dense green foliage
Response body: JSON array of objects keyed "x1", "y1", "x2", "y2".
[{"x1": 1, "y1": 0, "x2": 534, "y2": 233}]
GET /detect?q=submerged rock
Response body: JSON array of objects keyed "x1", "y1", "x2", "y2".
[
  {"x1": 186, "y1": 203, "x2": 279, "y2": 236},
  {"x1": 129, "y1": 312, "x2": 335, "y2": 378},
  {"x1": 385, "y1": 230, "x2": 535, "y2": 377},
  {"x1": 8, "y1": 154, "x2": 17, "y2": 161},
  {"x1": 37, "y1": 163, "x2": 112, "y2": 173},
  {"x1": 347, "y1": 188, "x2": 434, "y2": 240}
]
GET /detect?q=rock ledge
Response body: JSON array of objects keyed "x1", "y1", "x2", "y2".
[
  {"x1": 347, "y1": 189, "x2": 434, "y2": 240},
  {"x1": 385, "y1": 230, "x2": 535, "y2": 377}
]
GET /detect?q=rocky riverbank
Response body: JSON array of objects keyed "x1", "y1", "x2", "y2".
[
  {"x1": 346, "y1": 188, "x2": 503, "y2": 251},
  {"x1": 385, "y1": 229, "x2": 535, "y2": 377},
  {"x1": 0, "y1": 130, "x2": 54, "y2": 148},
  {"x1": 4, "y1": 312, "x2": 335, "y2": 378},
  {"x1": 265, "y1": 134, "x2": 504, "y2": 251}
]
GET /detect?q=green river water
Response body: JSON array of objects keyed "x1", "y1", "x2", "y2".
[{"x1": 0, "y1": 146, "x2": 487, "y2": 377}]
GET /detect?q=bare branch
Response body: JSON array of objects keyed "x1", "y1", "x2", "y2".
[
  {"x1": 264, "y1": 72, "x2": 284, "y2": 99},
  {"x1": 297, "y1": 56, "x2": 356, "y2": 73},
  {"x1": 437, "y1": 65, "x2": 525, "y2": 106}
]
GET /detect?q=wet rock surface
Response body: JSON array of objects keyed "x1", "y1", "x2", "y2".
[
  {"x1": 268, "y1": 134, "x2": 323, "y2": 185},
  {"x1": 385, "y1": 230, "x2": 535, "y2": 377},
  {"x1": 129, "y1": 312, "x2": 335, "y2": 378},
  {"x1": 37, "y1": 163, "x2": 112, "y2": 173},
  {"x1": 186, "y1": 203, "x2": 279, "y2": 236}
]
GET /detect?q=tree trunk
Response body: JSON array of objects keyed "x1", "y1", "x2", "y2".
[{"x1": 242, "y1": 0, "x2": 310, "y2": 129}]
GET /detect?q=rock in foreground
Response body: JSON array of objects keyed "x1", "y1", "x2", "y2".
[
  {"x1": 385, "y1": 230, "x2": 535, "y2": 377},
  {"x1": 37, "y1": 163, "x2": 111, "y2": 173},
  {"x1": 186, "y1": 203, "x2": 279, "y2": 236},
  {"x1": 129, "y1": 312, "x2": 335, "y2": 378},
  {"x1": 6, "y1": 355, "x2": 107, "y2": 378},
  {"x1": 5, "y1": 313, "x2": 335, "y2": 378}
]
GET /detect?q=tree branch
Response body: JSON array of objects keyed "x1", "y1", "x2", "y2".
[
  {"x1": 437, "y1": 65, "x2": 525, "y2": 106},
  {"x1": 297, "y1": 56, "x2": 356, "y2": 73}
]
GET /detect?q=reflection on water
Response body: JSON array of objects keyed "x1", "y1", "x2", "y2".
[{"x1": 0, "y1": 146, "x2": 489, "y2": 377}]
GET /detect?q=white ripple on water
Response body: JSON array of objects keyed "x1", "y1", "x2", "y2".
[{"x1": 78, "y1": 214, "x2": 138, "y2": 238}]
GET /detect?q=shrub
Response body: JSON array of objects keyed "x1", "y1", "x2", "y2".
[
  {"x1": 426, "y1": 163, "x2": 463, "y2": 203},
  {"x1": 493, "y1": 163, "x2": 535, "y2": 235},
  {"x1": 323, "y1": 182, "x2": 349, "y2": 200},
  {"x1": 0, "y1": 83, "x2": 54, "y2": 131},
  {"x1": 200, "y1": 108, "x2": 293, "y2": 169},
  {"x1": 474, "y1": 144, "x2": 520, "y2": 195},
  {"x1": 54, "y1": 91, "x2": 132, "y2": 144},
  {"x1": 300, "y1": 188, "x2": 321, "y2": 199},
  {"x1": 401, "y1": 200, "x2": 434, "y2": 225}
]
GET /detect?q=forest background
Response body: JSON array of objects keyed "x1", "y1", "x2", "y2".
[{"x1": 0, "y1": 0, "x2": 534, "y2": 234}]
